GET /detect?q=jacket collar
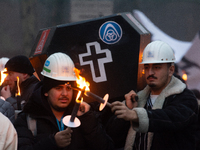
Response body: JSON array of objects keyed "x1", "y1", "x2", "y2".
[
  {"x1": 20, "y1": 75, "x2": 39, "y2": 93},
  {"x1": 137, "y1": 76, "x2": 186, "y2": 109}
]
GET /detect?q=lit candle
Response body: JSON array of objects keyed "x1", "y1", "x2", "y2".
[
  {"x1": 71, "y1": 86, "x2": 111, "y2": 108},
  {"x1": 70, "y1": 98, "x2": 81, "y2": 122},
  {"x1": 15, "y1": 77, "x2": 23, "y2": 109},
  {"x1": 69, "y1": 88, "x2": 84, "y2": 122},
  {"x1": 0, "y1": 68, "x2": 7, "y2": 86},
  {"x1": 62, "y1": 87, "x2": 84, "y2": 128},
  {"x1": 16, "y1": 77, "x2": 21, "y2": 96}
]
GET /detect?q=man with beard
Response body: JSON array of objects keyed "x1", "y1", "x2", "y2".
[
  {"x1": 107, "y1": 41, "x2": 198, "y2": 150},
  {"x1": 1, "y1": 55, "x2": 39, "y2": 110},
  {"x1": 14, "y1": 52, "x2": 114, "y2": 150}
]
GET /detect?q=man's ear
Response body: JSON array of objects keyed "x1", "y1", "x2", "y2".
[
  {"x1": 169, "y1": 65, "x2": 175, "y2": 76},
  {"x1": 22, "y1": 73, "x2": 29, "y2": 80},
  {"x1": 44, "y1": 93, "x2": 48, "y2": 97}
]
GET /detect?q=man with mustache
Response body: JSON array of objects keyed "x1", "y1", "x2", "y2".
[
  {"x1": 14, "y1": 52, "x2": 114, "y2": 150},
  {"x1": 108, "y1": 41, "x2": 198, "y2": 150}
]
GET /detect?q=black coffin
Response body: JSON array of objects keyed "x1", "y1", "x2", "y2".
[{"x1": 29, "y1": 12, "x2": 151, "y2": 103}]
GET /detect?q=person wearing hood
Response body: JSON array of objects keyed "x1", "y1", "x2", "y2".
[
  {"x1": 14, "y1": 52, "x2": 114, "y2": 150},
  {"x1": 0, "y1": 57, "x2": 15, "y2": 123}
]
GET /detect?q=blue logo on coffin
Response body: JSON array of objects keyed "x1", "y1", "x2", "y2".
[{"x1": 99, "y1": 21, "x2": 122, "y2": 44}]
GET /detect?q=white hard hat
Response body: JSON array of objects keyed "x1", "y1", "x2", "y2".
[
  {"x1": 0, "y1": 57, "x2": 9, "y2": 71},
  {"x1": 41, "y1": 52, "x2": 76, "y2": 81},
  {"x1": 140, "y1": 41, "x2": 175, "y2": 64}
]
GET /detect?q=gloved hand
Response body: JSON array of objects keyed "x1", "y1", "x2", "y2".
[{"x1": 54, "y1": 127, "x2": 73, "y2": 148}]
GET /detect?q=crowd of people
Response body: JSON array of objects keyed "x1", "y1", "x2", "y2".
[{"x1": 0, "y1": 40, "x2": 199, "y2": 150}]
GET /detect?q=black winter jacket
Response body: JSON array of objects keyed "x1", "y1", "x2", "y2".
[
  {"x1": 107, "y1": 76, "x2": 198, "y2": 150},
  {"x1": 14, "y1": 82, "x2": 114, "y2": 150},
  {"x1": 6, "y1": 75, "x2": 39, "y2": 110}
]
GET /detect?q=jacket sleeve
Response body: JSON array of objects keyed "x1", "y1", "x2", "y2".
[
  {"x1": 14, "y1": 113, "x2": 62, "y2": 150},
  {"x1": 6, "y1": 97, "x2": 18, "y2": 110},
  {"x1": 145, "y1": 89, "x2": 198, "y2": 132},
  {"x1": 78, "y1": 111, "x2": 114, "y2": 150},
  {"x1": 0, "y1": 112, "x2": 17, "y2": 150},
  {"x1": 0, "y1": 99, "x2": 15, "y2": 123},
  {"x1": 105, "y1": 113, "x2": 130, "y2": 148}
]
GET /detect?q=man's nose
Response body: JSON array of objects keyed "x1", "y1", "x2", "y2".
[
  {"x1": 4, "y1": 75, "x2": 9, "y2": 81},
  {"x1": 148, "y1": 67, "x2": 154, "y2": 75},
  {"x1": 61, "y1": 88, "x2": 68, "y2": 95}
]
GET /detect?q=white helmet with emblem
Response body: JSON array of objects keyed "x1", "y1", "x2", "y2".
[
  {"x1": 41, "y1": 52, "x2": 76, "y2": 81},
  {"x1": 140, "y1": 41, "x2": 175, "y2": 64}
]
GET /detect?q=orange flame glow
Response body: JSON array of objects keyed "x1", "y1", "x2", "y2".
[
  {"x1": 16, "y1": 76, "x2": 21, "y2": 96},
  {"x1": 74, "y1": 68, "x2": 90, "y2": 102},
  {"x1": 0, "y1": 68, "x2": 7, "y2": 86},
  {"x1": 182, "y1": 73, "x2": 187, "y2": 81},
  {"x1": 142, "y1": 68, "x2": 145, "y2": 75}
]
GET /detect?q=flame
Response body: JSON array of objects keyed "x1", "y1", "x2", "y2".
[
  {"x1": 16, "y1": 76, "x2": 21, "y2": 96},
  {"x1": 74, "y1": 68, "x2": 90, "y2": 102},
  {"x1": 142, "y1": 68, "x2": 145, "y2": 75},
  {"x1": 0, "y1": 68, "x2": 7, "y2": 86},
  {"x1": 182, "y1": 73, "x2": 187, "y2": 81}
]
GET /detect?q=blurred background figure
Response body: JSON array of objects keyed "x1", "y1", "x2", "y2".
[
  {"x1": 0, "y1": 55, "x2": 39, "y2": 111},
  {"x1": 0, "y1": 112, "x2": 18, "y2": 150},
  {"x1": 0, "y1": 57, "x2": 9, "y2": 88},
  {"x1": 0, "y1": 57, "x2": 15, "y2": 123}
]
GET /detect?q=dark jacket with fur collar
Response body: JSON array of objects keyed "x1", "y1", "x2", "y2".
[
  {"x1": 14, "y1": 82, "x2": 114, "y2": 150},
  {"x1": 124, "y1": 76, "x2": 198, "y2": 150}
]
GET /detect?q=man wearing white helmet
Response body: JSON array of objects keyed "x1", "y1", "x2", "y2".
[
  {"x1": 108, "y1": 41, "x2": 198, "y2": 150},
  {"x1": 14, "y1": 52, "x2": 114, "y2": 150}
]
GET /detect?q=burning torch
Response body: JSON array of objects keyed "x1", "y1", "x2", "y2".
[
  {"x1": 16, "y1": 76, "x2": 23, "y2": 110},
  {"x1": 0, "y1": 68, "x2": 7, "y2": 87},
  {"x1": 62, "y1": 68, "x2": 89, "y2": 128},
  {"x1": 63, "y1": 68, "x2": 111, "y2": 128},
  {"x1": 70, "y1": 68, "x2": 139, "y2": 110},
  {"x1": 72, "y1": 68, "x2": 111, "y2": 111},
  {"x1": 62, "y1": 89, "x2": 84, "y2": 128}
]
